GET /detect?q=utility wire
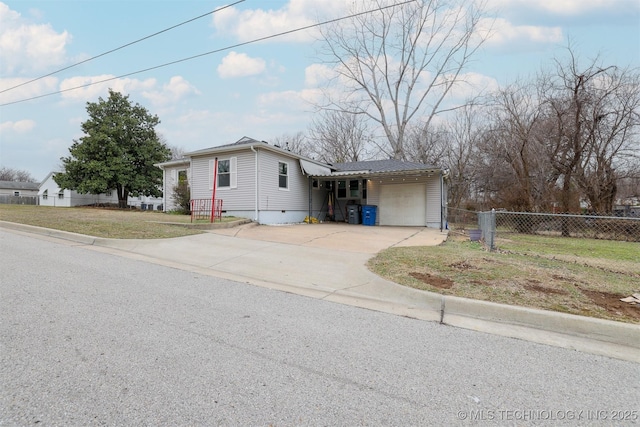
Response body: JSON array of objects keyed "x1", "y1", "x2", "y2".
[
  {"x1": 0, "y1": 0, "x2": 245, "y2": 95},
  {"x1": 0, "y1": 0, "x2": 414, "y2": 107}
]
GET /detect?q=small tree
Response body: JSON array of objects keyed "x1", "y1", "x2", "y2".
[
  {"x1": 172, "y1": 174, "x2": 191, "y2": 214},
  {"x1": 55, "y1": 89, "x2": 170, "y2": 208}
]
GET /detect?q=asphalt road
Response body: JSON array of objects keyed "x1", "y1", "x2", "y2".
[{"x1": 1, "y1": 230, "x2": 639, "y2": 426}]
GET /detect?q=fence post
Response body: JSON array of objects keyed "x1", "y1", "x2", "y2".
[{"x1": 489, "y1": 208, "x2": 496, "y2": 251}]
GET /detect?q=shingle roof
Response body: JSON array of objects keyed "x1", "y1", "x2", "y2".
[
  {"x1": 331, "y1": 159, "x2": 438, "y2": 173},
  {"x1": 186, "y1": 136, "x2": 267, "y2": 156},
  {"x1": 0, "y1": 180, "x2": 40, "y2": 191}
]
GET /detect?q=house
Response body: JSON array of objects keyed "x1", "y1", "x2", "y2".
[
  {"x1": 156, "y1": 136, "x2": 448, "y2": 229},
  {"x1": 0, "y1": 180, "x2": 40, "y2": 205},
  {"x1": 0, "y1": 180, "x2": 39, "y2": 197},
  {"x1": 38, "y1": 172, "x2": 164, "y2": 209}
]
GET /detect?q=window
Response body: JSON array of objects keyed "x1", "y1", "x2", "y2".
[
  {"x1": 42, "y1": 189, "x2": 48, "y2": 200},
  {"x1": 279, "y1": 161, "x2": 288, "y2": 189},
  {"x1": 58, "y1": 190, "x2": 64, "y2": 199},
  {"x1": 211, "y1": 157, "x2": 236, "y2": 189},
  {"x1": 178, "y1": 170, "x2": 188, "y2": 185},
  {"x1": 337, "y1": 180, "x2": 347, "y2": 198},
  {"x1": 312, "y1": 179, "x2": 319, "y2": 189},
  {"x1": 218, "y1": 160, "x2": 230, "y2": 187},
  {"x1": 13, "y1": 191, "x2": 20, "y2": 197},
  {"x1": 362, "y1": 179, "x2": 368, "y2": 200},
  {"x1": 349, "y1": 180, "x2": 359, "y2": 198}
]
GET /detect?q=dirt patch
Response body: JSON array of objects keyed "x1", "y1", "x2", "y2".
[
  {"x1": 581, "y1": 289, "x2": 640, "y2": 321},
  {"x1": 524, "y1": 283, "x2": 568, "y2": 295},
  {"x1": 409, "y1": 272, "x2": 454, "y2": 289},
  {"x1": 449, "y1": 260, "x2": 476, "y2": 270}
]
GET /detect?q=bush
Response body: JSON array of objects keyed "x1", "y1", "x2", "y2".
[{"x1": 172, "y1": 182, "x2": 190, "y2": 214}]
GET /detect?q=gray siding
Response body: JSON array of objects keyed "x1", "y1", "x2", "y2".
[
  {"x1": 190, "y1": 150, "x2": 257, "y2": 211},
  {"x1": 257, "y1": 149, "x2": 308, "y2": 211}
]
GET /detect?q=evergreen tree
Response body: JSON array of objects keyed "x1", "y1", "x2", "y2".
[{"x1": 55, "y1": 89, "x2": 170, "y2": 208}]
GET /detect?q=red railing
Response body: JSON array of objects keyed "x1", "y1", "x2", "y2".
[{"x1": 190, "y1": 199, "x2": 223, "y2": 223}]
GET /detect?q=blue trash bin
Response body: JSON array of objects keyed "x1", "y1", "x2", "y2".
[{"x1": 362, "y1": 205, "x2": 377, "y2": 226}]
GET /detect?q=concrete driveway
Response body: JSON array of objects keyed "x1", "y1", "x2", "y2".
[{"x1": 209, "y1": 222, "x2": 448, "y2": 254}]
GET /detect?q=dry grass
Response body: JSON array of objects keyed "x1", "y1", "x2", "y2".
[
  {"x1": 368, "y1": 232, "x2": 640, "y2": 324},
  {"x1": 0, "y1": 205, "x2": 235, "y2": 239}
]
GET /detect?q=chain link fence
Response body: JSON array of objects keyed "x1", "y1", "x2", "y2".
[
  {"x1": 447, "y1": 207, "x2": 640, "y2": 277},
  {"x1": 449, "y1": 208, "x2": 640, "y2": 247}
]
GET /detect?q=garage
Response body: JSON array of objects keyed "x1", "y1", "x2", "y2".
[{"x1": 378, "y1": 183, "x2": 427, "y2": 226}]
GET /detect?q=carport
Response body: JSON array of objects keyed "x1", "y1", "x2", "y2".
[{"x1": 300, "y1": 159, "x2": 448, "y2": 230}]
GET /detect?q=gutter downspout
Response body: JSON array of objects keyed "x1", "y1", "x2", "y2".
[{"x1": 250, "y1": 145, "x2": 258, "y2": 222}]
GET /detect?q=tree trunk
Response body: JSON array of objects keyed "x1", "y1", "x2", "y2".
[{"x1": 116, "y1": 184, "x2": 128, "y2": 209}]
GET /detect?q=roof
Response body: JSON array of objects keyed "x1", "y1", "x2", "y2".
[
  {"x1": 0, "y1": 180, "x2": 40, "y2": 191},
  {"x1": 184, "y1": 136, "x2": 268, "y2": 157},
  {"x1": 154, "y1": 157, "x2": 191, "y2": 168},
  {"x1": 183, "y1": 136, "x2": 329, "y2": 169},
  {"x1": 166, "y1": 137, "x2": 443, "y2": 178},
  {"x1": 331, "y1": 159, "x2": 439, "y2": 173}
]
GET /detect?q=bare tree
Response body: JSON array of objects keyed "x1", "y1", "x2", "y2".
[
  {"x1": 404, "y1": 122, "x2": 449, "y2": 166},
  {"x1": 271, "y1": 132, "x2": 314, "y2": 158},
  {"x1": 443, "y1": 104, "x2": 486, "y2": 209},
  {"x1": 0, "y1": 166, "x2": 38, "y2": 182},
  {"x1": 307, "y1": 110, "x2": 374, "y2": 162},
  {"x1": 537, "y1": 49, "x2": 640, "y2": 214},
  {"x1": 316, "y1": 0, "x2": 488, "y2": 160}
]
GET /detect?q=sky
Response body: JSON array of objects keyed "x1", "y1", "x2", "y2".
[{"x1": 0, "y1": 0, "x2": 639, "y2": 182}]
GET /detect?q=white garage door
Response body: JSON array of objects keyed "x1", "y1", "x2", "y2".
[{"x1": 379, "y1": 183, "x2": 426, "y2": 226}]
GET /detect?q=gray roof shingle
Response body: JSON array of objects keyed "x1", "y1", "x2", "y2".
[{"x1": 331, "y1": 159, "x2": 438, "y2": 173}]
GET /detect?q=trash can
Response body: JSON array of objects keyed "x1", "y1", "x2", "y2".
[
  {"x1": 362, "y1": 205, "x2": 377, "y2": 226},
  {"x1": 347, "y1": 204, "x2": 361, "y2": 224}
]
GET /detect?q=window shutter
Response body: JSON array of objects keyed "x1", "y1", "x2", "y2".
[{"x1": 230, "y1": 157, "x2": 237, "y2": 189}]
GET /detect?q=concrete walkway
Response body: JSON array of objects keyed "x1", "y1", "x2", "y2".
[{"x1": 2, "y1": 220, "x2": 639, "y2": 363}]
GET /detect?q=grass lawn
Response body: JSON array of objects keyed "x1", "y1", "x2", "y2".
[
  {"x1": 368, "y1": 232, "x2": 640, "y2": 324},
  {"x1": 0, "y1": 205, "x2": 238, "y2": 239}
]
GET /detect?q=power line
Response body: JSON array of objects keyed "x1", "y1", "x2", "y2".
[
  {"x1": 0, "y1": 0, "x2": 415, "y2": 107},
  {"x1": 0, "y1": 0, "x2": 245, "y2": 95}
]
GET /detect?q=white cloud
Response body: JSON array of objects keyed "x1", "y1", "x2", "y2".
[
  {"x1": 304, "y1": 64, "x2": 333, "y2": 87},
  {"x1": 217, "y1": 52, "x2": 266, "y2": 79},
  {"x1": 58, "y1": 75, "x2": 156, "y2": 103},
  {"x1": 442, "y1": 72, "x2": 501, "y2": 99},
  {"x1": 142, "y1": 76, "x2": 200, "y2": 106},
  {"x1": 0, "y1": 119, "x2": 36, "y2": 134},
  {"x1": 212, "y1": 0, "x2": 347, "y2": 43},
  {"x1": 0, "y1": 76, "x2": 58, "y2": 105},
  {"x1": 0, "y1": 2, "x2": 70, "y2": 75},
  {"x1": 481, "y1": 17, "x2": 563, "y2": 46},
  {"x1": 486, "y1": 0, "x2": 634, "y2": 15}
]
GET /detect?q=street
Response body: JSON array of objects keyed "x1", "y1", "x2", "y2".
[{"x1": 1, "y1": 230, "x2": 638, "y2": 425}]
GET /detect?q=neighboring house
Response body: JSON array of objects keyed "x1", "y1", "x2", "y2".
[
  {"x1": 38, "y1": 172, "x2": 163, "y2": 209},
  {"x1": 0, "y1": 180, "x2": 39, "y2": 197},
  {"x1": 0, "y1": 180, "x2": 40, "y2": 205},
  {"x1": 156, "y1": 136, "x2": 449, "y2": 228}
]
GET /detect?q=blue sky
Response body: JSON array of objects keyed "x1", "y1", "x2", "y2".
[{"x1": 1, "y1": 0, "x2": 639, "y2": 181}]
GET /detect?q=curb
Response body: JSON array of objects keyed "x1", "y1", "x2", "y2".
[{"x1": 2, "y1": 220, "x2": 638, "y2": 363}]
